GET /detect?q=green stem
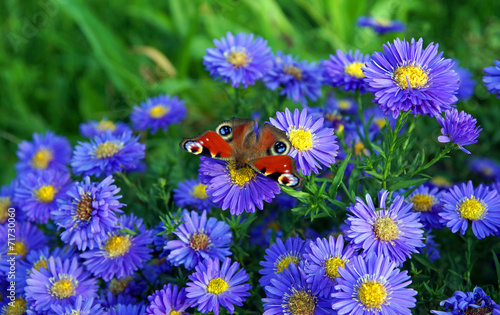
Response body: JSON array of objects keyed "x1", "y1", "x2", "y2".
[
  {"x1": 465, "y1": 232, "x2": 473, "y2": 287},
  {"x1": 381, "y1": 111, "x2": 410, "y2": 189},
  {"x1": 411, "y1": 143, "x2": 454, "y2": 176}
]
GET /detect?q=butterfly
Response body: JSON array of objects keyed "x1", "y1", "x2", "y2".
[{"x1": 180, "y1": 118, "x2": 304, "y2": 188}]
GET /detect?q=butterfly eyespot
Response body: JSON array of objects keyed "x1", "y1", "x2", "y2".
[
  {"x1": 274, "y1": 141, "x2": 287, "y2": 154},
  {"x1": 184, "y1": 141, "x2": 203, "y2": 155},
  {"x1": 218, "y1": 126, "x2": 232, "y2": 136},
  {"x1": 278, "y1": 174, "x2": 299, "y2": 187}
]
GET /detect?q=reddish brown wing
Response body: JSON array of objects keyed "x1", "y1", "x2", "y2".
[
  {"x1": 180, "y1": 130, "x2": 233, "y2": 159},
  {"x1": 251, "y1": 155, "x2": 303, "y2": 188}
]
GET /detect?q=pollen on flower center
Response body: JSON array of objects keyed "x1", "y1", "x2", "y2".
[
  {"x1": 0, "y1": 197, "x2": 11, "y2": 224},
  {"x1": 284, "y1": 65, "x2": 303, "y2": 80},
  {"x1": 409, "y1": 194, "x2": 435, "y2": 212},
  {"x1": 458, "y1": 196, "x2": 487, "y2": 221},
  {"x1": 169, "y1": 311, "x2": 181, "y2": 315},
  {"x1": 97, "y1": 120, "x2": 116, "y2": 131},
  {"x1": 33, "y1": 258, "x2": 48, "y2": 272},
  {"x1": 374, "y1": 18, "x2": 391, "y2": 26},
  {"x1": 207, "y1": 277, "x2": 229, "y2": 295},
  {"x1": 149, "y1": 105, "x2": 169, "y2": 118},
  {"x1": 373, "y1": 118, "x2": 386, "y2": 130},
  {"x1": 190, "y1": 232, "x2": 210, "y2": 251},
  {"x1": 109, "y1": 276, "x2": 133, "y2": 295},
  {"x1": 76, "y1": 194, "x2": 94, "y2": 221},
  {"x1": 191, "y1": 183, "x2": 208, "y2": 200},
  {"x1": 344, "y1": 62, "x2": 365, "y2": 79},
  {"x1": 357, "y1": 280, "x2": 387, "y2": 309},
  {"x1": 50, "y1": 276, "x2": 78, "y2": 299},
  {"x1": 32, "y1": 148, "x2": 53, "y2": 170},
  {"x1": 338, "y1": 100, "x2": 352, "y2": 110},
  {"x1": 105, "y1": 235, "x2": 132, "y2": 258},
  {"x1": 4, "y1": 297, "x2": 28, "y2": 315},
  {"x1": 227, "y1": 51, "x2": 249, "y2": 68},
  {"x1": 373, "y1": 217, "x2": 401, "y2": 242},
  {"x1": 354, "y1": 141, "x2": 366, "y2": 156},
  {"x1": 227, "y1": 161, "x2": 257, "y2": 186},
  {"x1": 37, "y1": 185, "x2": 57, "y2": 203},
  {"x1": 393, "y1": 64, "x2": 428, "y2": 89},
  {"x1": 8, "y1": 241, "x2": 27, "y2": 259},
  {"x1": 288, "y1": 127, "x2": 313, "y2": 151},
  {"x1": 288, "y1": 289, "x2": 317, "y2": 315},
  {"x1": 95, "y1": 141, "x2": 121, "y2": 159},
  {"x1": 276, "y1": 254, "x2": 300, "y2": 273},
  {"x1": 324, "y1": 256, "x2": 346, "y2": 279}
]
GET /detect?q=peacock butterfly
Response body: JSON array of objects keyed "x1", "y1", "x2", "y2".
[{"x1": 180, "y1": 118, "x2": 304, "y2": 188}]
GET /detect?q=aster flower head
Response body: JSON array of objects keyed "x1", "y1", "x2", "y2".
[
  {"x1": 173, "y1": 178, "x2": 213, "y2": 211},
  {"x1": 262, "y1": 51, "x2": 322, "y2": 104},
  {"x1": 0, "y1": 180, "x2": 18, "y2": 225},
  {"x1": 107, "y1": 304, "x2": 147, "y2": 315},
  {"x1": 420, "y1": 233, "x2": 441, "y2": 262},
  {"x1": 306, "y1": 95, "x2": 351, "y2": 133},
  {"x1": 470, "y1": 157, "x2": 500, "y2": 181},
  {"x1": 332, "y1": 253, "x2": 417, "y2": 314},
  {"x1": 259, "y1": 235, "x2": 307, "y2": 287},
  {"x1": 164, "y1": 210, "x2": 232, "y2": 270},
  {"x1": 269, "y1": 108, "x2": 339, "y2": 175},
  {"x1": 364, "y1": 38, "x2": 460, "y2": 118},
  {"x1": 357, "y1": 16, "x2": 406, "y2": 34},
  {"x1": 15, "y1": 131, "x2": 71, "y2": 174},
  {"x1": 25, "y1": 257, "x2": 98, "y2": 312},
  {"x1": 437, "y1": 108, "x2": 481, "y2": 154},
  {"x1": 15, "y1": 169, "x2": 71, "y2": 224},
  {"x1": 439, "y1": 180, "x2": 500, "y2": 239},
  {"x1": 130, "y1": 94, "x2": 186, "y2": 134},
  {"x1": 80, "y1": 119, "x2": 132, "y2": 138},
  {"x1": 451, "y1": 60, "x2": 475, "y2": 101},
  {"x1": 345, "y1": 190, "x2": 425, "y2": 265},
  {"x1": 203, "y1": 31, "x2": 273, "y2": 88},
  {"x1": 52, "y1": 175, "x2": 124, "y2": 251},
  {"x1": 146, "y1": 284, "x2": 190, "y2": 315},
  {"x1": 71, "y1": 130, "x2": 145, "y2": 178},
  {"x1": 431, "y1": 286, "x2": 500, "y2": 315},
  {"x1": 323, "y1": 49, "x2": 371, "y2": 93},
  {"x1": 50, "y1": 296, "x2": 106, "y2": 315},
  {"x1": 483, "y1": 59, "x2": 500, "y2": 98},
  {"x1": 402, "y1": 184, "x2": 443, "y2": 229},
  {"x1": 22, "y1": 245, "x2": 78, "y2": 277},
  {"x1": 186, "y1": 257, "x2": 251, "y2": 315},
  {"x1": 198, "y1": 157, "x2": 281, "y2": 215}
]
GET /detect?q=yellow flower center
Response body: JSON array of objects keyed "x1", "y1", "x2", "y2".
[
  {"x1": 95, "y1": 141, "x2": 121, "y2": 159},
  {"x1": 338, "y1": 100, "x2": 352, "y2": 110},
  {"x1": 50, "y1": 277, "x2": 77, "y2": 299},
  {"x1": 284, "y1": 65, "x2": 303, "y2": 80},
  {"x1": 288, "y1": 127, "x2": 313, "y2": 152},
  {"x1": 4, "y1": 297, "x2": 28, "y2": 315},
  {"x1": 32, "y1": 148, "x2": 53, "y2": 170},
  {"x1": 374, "y1": 18, "x2": 391, "y2": 26},
  {"x1": 190, "y1": 232, "x2": 210, "y2": 250},
  {"x1": 409, "y1": 194, "x2": 435, "y2": 212},
  {"x1": 109, "y1": 276, "x2": 133, "y2": 295},
  {"x1": 33, "y1": 258, "x2": 48, "y2": 272},
  {"x1": 373, "y1": 118, "x2": 386, "y2": 130},
  {"x1": 357, "y1": 280, "x2": 387, "y2": 309},
  {"x1": 37, "y1": 185, "x2": 57, "y2": 203},
  {"x1": 76, "y1": 194, "x2": 94, "y2": 221},
  {"x1": 458, "y1": 196, "x2": 487, "y2": 221},
  {"x1": 105, "y1": 235, "x2": 132, "y2": 258},
  {"x1": 344, "y1": 62, "x2": 365, "y2": 79},
  {"x1": 8, "y1": 241, "x2": 27, "y2": 259},
  {"x1": 97, "y1": 120, "x2": 116, "y2": 132},
  {"x1": 191, "y1": 183, "x2": 208, "y2": 200},
  {"x1": 276, "y1": 255, "x2": 300, "y2": 273},
  {"x1": 169, "y1": 311, "x2": 181, "y2": 315},
  {"x1": 354, "y1": 141, "x2": 366, "y2": 157},
  {"x1": 149, "y1": 105, "x2": 169, "y2": 118},
  {"x1": 393, "y1": 64, "x2": 428, "y2": 89},
  {"x1": 482, "y1": 167, "x2": 493, "y2": 177},
  {"x1": 288, "y1": 289, "x2": 317, "y2": 315},
  {"x1": 337, "y1": 124, "x2": 345, "y2": 134},
  {"x1": 0, "y1": 197, "x2": 11, "y2": 224},
  {"x1": 373, "y1": 217, "x2": 401, "y2": 242},
  {"x1": 324, "y1": 256, "x2": 346, "y2": 279},
  {"x1": 431, "y1": 176, "x2": 451, "y2": 188},
  {"x1": 226, "y1": 51, "x2": 249, "y2": 68},
  {"x1": 207, "y1": 278, "x2": 229, "y2": 295},
  {"x1": 227, "y1": 161, "x2": 257, "y2": 187}
]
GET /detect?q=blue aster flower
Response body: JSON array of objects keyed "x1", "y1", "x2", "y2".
[
  {"x1": 71, "y1": 130, "x2": 145, "y2": 178},
  {"x1": 305, "y1": 95, "x2": 350, "y2": 133},
  {"x1": 437, "y1": 108, "x2": 481, "y2": 154},
  {"x1": 259, "y1": 235, "x2": 307, "y2": 287},
  {"x1": 107, "y1": 304, "x2": 147, "y2": 315},
  {"x1": 173, "y1": 178, "x2": 213, "y2": 211},
  {"x1": 130, "y1": 94, "x2": 186, "y2": 134},
  {"x1": 470, "y1": 158, "x2": 500, "y2": 181},
  {"x1": 483, "y1": 60, "x2": 500, "y2": 98},
  {"x1": 80, "y1": 119, "x2": 132, "y2": 138},
  {"x1": 146, "y1": 284, "x2": 190, "y2": 315},
  {"x1": 420, "y1": 233, "x2": 440, "y2": 262},
  {"x1": 262, "y1": 51, "x2": 322, "y2": 104},
  {"x1": 323, "y1": 49, "x2": 370, "y2": 93},
  {"x1": 14, "y1": 169, "x2": 71, "y2": 224},
  {"x1": 50, "y1": 296, "x2": 106, "y2": 315},
  {"x1": 402, "y1": 184, "x2": 443, "y2": 229},
  {"x1": 103, "y1": 275, "x2": 147, "y2": 300},
  {"x1": 431, "y1": 286, "x2": 500, "y2": 315},
  {"x1": 345, "y1": 190, "x2": 425, "y2": 265},
  {"x1": 52, "y1": 175, "x2": 124, "y2": 251},
  {"x1": 451, "y1": 60, "x2": 475, "y2": 101},
  {"x1": 22, "y1": 246, "x2": 77, "y2": 275},
  {"x1": 332, "y1": 253, "x2": 417, "y2": 314},
  {"x1": 164, "y1": 210, "x2": 232, "y2": 270},
  {"x1": 439, "y1": 180, "x2": 500, "y2": 239},
  {"x1": 25, "y1": 257, "x2": 98, "y2": 312},
  {"x1": 203, "y1": 31, "x2": 273, "y2": 88},
  {"x1": 0, "y1": 180, "x2": 18, "y2": 225},
  {"x1": 1, "y1": 297, "x2": 28, "y2": 315},
  {"x1": 364, "y1": 38, "x2": 460, "y2": 118},
  {"x1": 357, "y1": 16, "x2": 406, "y2": 34},
  {"x1": 98, "y1": 291, "x2": 140, "y2": 309},
  {"x1": 269, "y1": 108, "x2": 339, "y2": 175},
  {"x1": 249, "y1": 211, "x2": 283, "y2": 248},
  {"x1": 15, "y1": 131, "x2": 71, "y2": 175},
  {"x1": 186, "y1": 257, "x2": 251, "y2": 315},
  {"x1": 80, "y1": 213, "x2": 153, "y2": 281},
  {"x1": 363, "y1": 105, "x2": 397, "y2": 135}
]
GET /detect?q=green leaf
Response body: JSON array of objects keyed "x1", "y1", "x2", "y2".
[
  {"x1": 370, "y1": 143, "x2": 386, "y2": 158},
  {"x1": 331, "y1": 153, "x2": 352, "y2": 192},
  {"x1": 388, "y1": 177, "x2": 428, "y2": 191},
  {"x1": 492, "y1": 250, "x2": 500, "y2": 289},
  {"x1": 412, "y1": 254, "x2": 438, "y2": 272}
]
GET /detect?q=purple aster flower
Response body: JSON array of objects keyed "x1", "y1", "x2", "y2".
[
  {"x1": 303, "y1": 235, "x2": 357, "y2": 298},
  {"x1": 203, "y1": 31, "x2": 273, "y2": 88},
  {"x1": 364, "y1": 38, "x2": 460, "y2": 118},
  {"x1": 130, "y1": 94, "x2": 186, "y2": 134},
  {"x1": 451, "y1": 60, "x2": 475, "y2": 101},
  {"x1": 431, "y1": 287, "x2": 500, "y2": 315},
  {"x1": 323, "y1": 49, "x2": 371, "y2": 93},
  {"x1": 25, "y1": 257, "x2": 98, "y2": 312},
  {"x1": 305, "y1": 95, "x2": 350, "y2": 133},
  {"x1": 71, "y1": 130, "x2": 145, "y2": 177},
  {"x1": 483, "y1": 60, "x2": 500, "y2": 98},
  {"x1": 345, "y1": 190, "x2": 425, "y2": 265},
  {"x1": 262, "y1": 51, "x2": 322, "y2": 104},
  {"x1": 436, "y1": 108, "x2": 481, "y2": 154},
  {"x1": 357, "y1": 16, "x2": 406, "y2": 34},
  {"x1": 269, "y1": 108, "x2": 339, "y2": 175},
  {"x1": 249, "y1": 211, "x2": 284, "y2": 248},
  {"x1": 1, "y1": 297, "x2": 28, "y2": 314},
  {"x1": 186, "y1": 257, "x2": 251, "y2": 315},
  {"x1": 439, "y1": 180, "x2": 500, "y2": 239},
  {"x1": 108, "y1": 304, "x2": 147, "y2": 315},
  {"x1": 81, "y1": 213, "x2": 153, "y2": 281},
  {"x1": 470, "y1": 158, "x2": 500, "y2": 181},
  {"x1": 420, "y1": 233, "x2": 440, "y2": 262},
  {"x1": 198, "y1": 157, "x2": 281, "y2": 215},
  {"x1": 52, "y1": 175, "x2": 124, "y2": 251},
  {"x1": 50, "y1": 296, "x2": 106, "y2": 315},
  {"x1": 104, "y1": 275, "x2": 147, "y2": 299},
  {"x1": 0, "y1": 180, "x2": 18, "y2": 225},
  {"x1": 262, "y1": 261, "x2": 331, "y2": 315},
  {"x1": 403, "y1": 184, "x2": 443, "y2": 229},
  {"x1": 173, "y1": 178, "x2": 213, "y2": 211},
  {"x1": 15, "y1": 131, "x2": 71, "y2": 174},
  {"x1": 258, "y1": 235, "x2": 307, "y2": 287},
  {"x1": 363, "y1": 105, "x2": 397, "y2": 134},
  {"x1": 80, "y1": 119, "x2": 132, "y2": 138},
  {"x1": 332, "y1": 253, "x2": 417, "y2": 314},
  {"x1": 22, "y1": 246, "x2": 77, "y2": 275},
  {"x1": 14, "y1": 170, "x2": 71, "y2": 224},
  {"x1": 146, "y1": 284, "x2": 190, "y2": 315},
  {"x1": 98, "y1": 290, "x2": 140, "y2": 309},
  {"x1": 164, "y1": 210, "x2": 232, "y2": 270}
]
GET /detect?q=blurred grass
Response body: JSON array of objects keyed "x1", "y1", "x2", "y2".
[{"x1": 1, "y1": 0, "x2": 500, "y2": 185}]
